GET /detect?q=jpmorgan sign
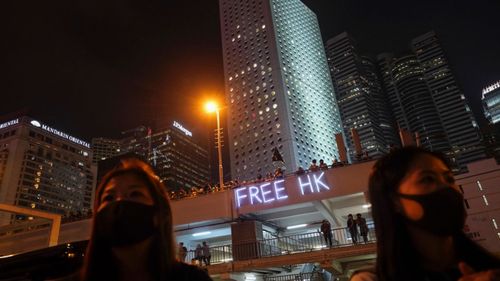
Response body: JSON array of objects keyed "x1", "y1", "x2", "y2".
[
  {"x1": 173, "y1": 121, "x2": 192, "y2": 137},
  {"x1": 234, "y1": 171, "x2": 331, "y2": 208}
]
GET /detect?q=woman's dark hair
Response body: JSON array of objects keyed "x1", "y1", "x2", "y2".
[
  {"x1": 369, "y1": 147, "x2": 499, "y2": 281},
  {"x1": 81, "y1": 158, "x2": 175, "y2": 281},
  {"x1": 369, "y1": 147, "x2": 437, "y2": 281}
]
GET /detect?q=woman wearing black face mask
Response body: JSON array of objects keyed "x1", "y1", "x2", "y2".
[
  {"x1": 81, "y1": 159, "x2": 212, "y2": 281},
  {"x1": 352, "y1": 147, "x2": 500, "y2": 281}
]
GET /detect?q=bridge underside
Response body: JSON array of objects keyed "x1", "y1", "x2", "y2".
[{"x1": 209, "y1": 243, "x2": 376, "y2": 280}]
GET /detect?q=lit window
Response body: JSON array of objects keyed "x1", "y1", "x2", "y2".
[{"x1": 483, "y1": 195, "x2": 489, "y2": 206}]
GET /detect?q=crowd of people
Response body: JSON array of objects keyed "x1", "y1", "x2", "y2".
[{"x1": 168, "y1": 157, "x2": 356, "y2": 201}]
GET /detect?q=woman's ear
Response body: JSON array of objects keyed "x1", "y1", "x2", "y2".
[
  {"x1": 391, "y1": 194, "x2": 404, "y2": 214},
  {"x1": 154, "y1": 214, "x2": 160, "y2": 227}
]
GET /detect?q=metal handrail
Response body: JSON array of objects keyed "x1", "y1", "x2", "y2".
[
  {"x1": 264, "y1": 272, "x2": 325, "y2": 281},
  {"x1": 179, "y1": 223, "x2": 376, "y2": 265}
]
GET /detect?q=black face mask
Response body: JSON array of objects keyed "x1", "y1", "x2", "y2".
[
  {"x1": 397, "y1": 187, "x2": 466, "y2": 236},
  {"x1": 95, "y1": 201, "x2": 157, "y2": 247}
]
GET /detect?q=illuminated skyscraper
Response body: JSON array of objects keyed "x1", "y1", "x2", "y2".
[
  {"x1": 377, "y1": 31, "x2": 485, "y2": 171},
  {"x1": 411, "y1": 31, "x2": 485, "y2": 168},
  {"x1": 219, "y1": 0, "x2": 342, "y2": 180},
  {"x1": 326, "y1": 32, "x2": 399, "y2": 160},
  {"x1": 378, "y1": 54, "x2": 451, "y2": 153}
]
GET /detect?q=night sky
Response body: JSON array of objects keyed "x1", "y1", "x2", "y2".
[{"x1": 2, "y1": 0, "x2": 499, "y2": 143}]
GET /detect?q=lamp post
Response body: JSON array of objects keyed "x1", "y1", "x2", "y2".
[{"x1": 205, "y1": 101, "x2": 224, "y2": 190}]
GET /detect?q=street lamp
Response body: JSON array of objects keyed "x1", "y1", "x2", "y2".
[{"x1": 205, "y1": 101, "x2": 224, "y2": 190}]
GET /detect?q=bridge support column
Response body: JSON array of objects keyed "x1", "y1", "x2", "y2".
[{"x1": 231, "y1": 220, "x2": 263, "y2": 261}]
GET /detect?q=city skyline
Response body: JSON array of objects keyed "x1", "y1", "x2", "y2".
[
  {"x1": 1, "y1": 2, "x2": 500, "y2": 277},
  {"x1": 2, "y1": 0, "x2": 499, "y2": 143}
]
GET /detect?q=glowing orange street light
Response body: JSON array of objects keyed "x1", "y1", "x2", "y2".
[
  {"x1": 205, "y1": 101, "x2": 224, "y2": 191},
  {"x1": 205, "y1": 101, "x2": 218, "y2": 113}
]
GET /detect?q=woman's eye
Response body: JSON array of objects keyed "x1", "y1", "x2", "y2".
[
  {"x1": 445, "y1": 175, "x2": 455, "y2": 184},
  {"x1": 102, "y1": 194, "x2": 113, "y2": 202},
  {"x1": 420, "y1": 175, "x2": 435, "y2": 184},
  {"x1": 130, "y1": 191, "x2": 145, "y2": 198}
]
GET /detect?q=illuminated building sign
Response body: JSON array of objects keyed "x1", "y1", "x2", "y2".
[
  {"x1": 483, "y1": 81, "x2": 500, "y2": 96},
  {"x1": 30, "y1": 120, "x2": 91, "y2": 148},
  {"x1": 235, "y1": 172, "x2": 331, "y2": 208},
  {"x1": 173, "y1": 121, "x2": 192, "y2": 137},
  {"x1": 0, "y1": 119, "x2": 19, "y2": 130}
]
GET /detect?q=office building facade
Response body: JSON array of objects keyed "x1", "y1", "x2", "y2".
[
  {"x1": 91, "y1": 137, "x2": 121, "y2": 164},
  {"x1": 0, "y1": 116, "x2": 94, "y2": 224},
  {"x1": 117, "y1": 122, "x2": 210, "y2": 191},
  {"x1": 411, "y1": 31, "x2": 485, "y2": 168},
  {"x1": 326, "y1": 32, "x2": 399, "y2": 160},
  {"x1": 147, "y1": 124, "x2": 210, "y2": 190},
  {"x1": 219, "y1": 0, "x2": 342, "y2": 180},
  {"x1": 378, "y1": 53, "x2": 451, "y2": 153},
  {"x1": 376, "y1": 31, "x2": 485, "y2": 170}
]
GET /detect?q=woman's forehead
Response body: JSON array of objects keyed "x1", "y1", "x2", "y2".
[
  {"x1": 103, "y1": 173, "x2": 147, "y2": 192},
  {"x1": 408, "y1": 154, "x2": 447, "y2": 173}
]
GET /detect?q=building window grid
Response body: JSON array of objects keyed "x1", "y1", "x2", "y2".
[{"x1": 223, "y1": 0, "x2": 340, "y2": 177}]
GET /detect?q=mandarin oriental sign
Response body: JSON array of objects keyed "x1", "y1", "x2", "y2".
[
  {"x1": 30, "y1": 120, "x2": 90, "y2": 148},
  {"x1": 234, "y1": 172, "x2": 331, "y2": 208},
  {"x1": 0, "y1": 119, "x2": 19, "y2": 130}
]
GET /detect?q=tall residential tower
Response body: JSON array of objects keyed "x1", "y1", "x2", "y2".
[{"x1": 219, "y1": 0, "x2": 342, "y2": 180}]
